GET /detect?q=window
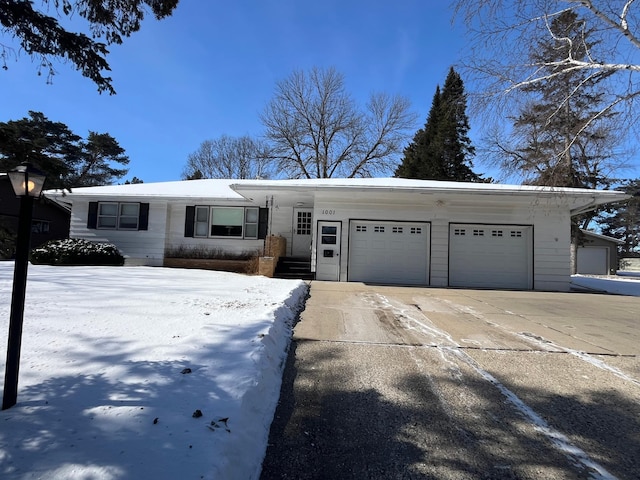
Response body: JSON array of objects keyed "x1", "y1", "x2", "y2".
[
  {"x1": 119, "y1": 203, "x2": 140, "y2": 229},
  {"x1": 98, "y1": 202, "x2": 139, "y2": 230},
  {"x1": 454, "y1": 228, "x2": 466, "y2": 236},
  {"x1": 88, "y1": 202, "x2": 148, "y2": 231},
  {"x1": 392, "y1": 226, "x2": 403, "y2": 234},
  {"x1": 211, "y1": 207, "x2": 244, "y2": 237},
  {"x1": 374, "y1": 226, "x2": 385, "y2": 233},
  {"x1": 296, "y1": 211, "x2": 312, "y2": 235},
  {"x1": 473, "y1": 229, "x2": 484, "y2": 236},
  {"x1": 356, "y1": 225, "x2": 367, "y2": 232},
  {"x1": 194, "y1": 206, "x2": 209, "y2": 237},
  {"x1": 511, "y1": 230, "x2": 523, "y2": 238},
  {"x1": 244, "y1": 208, "x2": 259, "y2": 239},
  {"x1": 492, "y1": 230, "x2": 503, "y2": 237},
  {"x1": 190, "y1": 206, "x2": 261, "y2": 239},
  {"x1": 31, "y1": 220, "x2": 50, "y2": 234},
  {"x1": 410, "y1": 227, "x2": 422, "y2": 234}
]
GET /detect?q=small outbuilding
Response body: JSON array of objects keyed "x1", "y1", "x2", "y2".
[{"x1": 575, "y1": 230, "x2": 624, "y2": 275}]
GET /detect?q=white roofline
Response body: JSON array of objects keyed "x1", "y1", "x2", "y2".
[{"x1": 580, "y1": 229, "x2": 625, "y2": 244}]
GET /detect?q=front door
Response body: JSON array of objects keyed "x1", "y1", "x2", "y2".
[
  {"x1": 292, "y1": 208, "x2": 313, "y2": 257},
  {"x1": 316, "y1": 221, "x2": 341, "y2": 281}
]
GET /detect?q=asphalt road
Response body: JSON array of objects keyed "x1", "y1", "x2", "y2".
[{"x1": 260, "y1": 282, "x2": 640, "y2": 480}]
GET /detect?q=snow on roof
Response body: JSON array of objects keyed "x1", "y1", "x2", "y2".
[
  {"x1": 45, "y1": 179, "x2": 247, "y2": 200},
  {"x1": 44, "y1": 177, "x2": 628, "y2": 201},
  {"x1": 580, "y1": 229, "x2": 625, "y2": 244}
]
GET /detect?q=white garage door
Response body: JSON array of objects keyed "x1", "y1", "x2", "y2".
[
  {"x1": 577, "y1": 247, "x2": 609, "y2": 275},
  {"x1": 348, "y1": 221, "x2": 430, "y2": 284},
  {"x1": 449, "y1": 224, "x2": 532, "y2": 289}
]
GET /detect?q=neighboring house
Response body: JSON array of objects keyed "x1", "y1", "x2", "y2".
[
  {"x1": 0, "y1": 174, "x2": 70, "y2": 255},
  {"x1": 45, "y1": 178, "x2": 627, "y2": 291},
  {"x1": 575, "y1": 230, "x2": 623, "y2": 275}
]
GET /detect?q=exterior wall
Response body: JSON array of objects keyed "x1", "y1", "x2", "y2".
[
  {"x1": 164, "y1": 201, "x2": 265, "y2": 257},
  {"x1": 310, "y1": 196, "x2": 572, "y2": 291},
  {"x1": 69, "y1": 198, "x2": 168, "y2": 266},
  {"x1": 268, "y1": 205, "x2": 295, "y2": 256}
]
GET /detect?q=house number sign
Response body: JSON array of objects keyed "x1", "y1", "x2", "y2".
[{"x1": 321, "y1": 209, "x2": 336, "y2": 215}]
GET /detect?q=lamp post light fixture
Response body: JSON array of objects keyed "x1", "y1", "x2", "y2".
[{"x1": 2, "y1": 163, "x2": 46, "y2": 410}]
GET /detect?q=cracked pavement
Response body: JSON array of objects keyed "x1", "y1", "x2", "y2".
[{"x1": 261, "y1": 282, "x2": 640, "y2": 480}]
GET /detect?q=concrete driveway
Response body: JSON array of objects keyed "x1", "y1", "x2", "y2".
[{"x1": 261, "y1": 282, "x2": 640, "y2": 480}]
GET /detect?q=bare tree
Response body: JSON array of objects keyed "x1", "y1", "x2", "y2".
[
  {"x1": 182, "y1": 135, "x2": 273, "y2": 180},
  {"x1": 477, "y1": 9, "x2": 625, "y2": 192},
  {"x1": 454, "y1": 0, "x2": 640, "y2": 159},
  {"x1": 260, "y1": 67, "x2": 417, "y2": 178}
]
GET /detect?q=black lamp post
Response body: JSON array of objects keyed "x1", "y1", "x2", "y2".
[{"x1": 2, "y1": 163, "x2": 46, "y2": 410}]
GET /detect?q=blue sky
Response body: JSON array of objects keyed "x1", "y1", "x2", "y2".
[{"x1": 1, "y1": 2, "x2": 472, "y2": 183}]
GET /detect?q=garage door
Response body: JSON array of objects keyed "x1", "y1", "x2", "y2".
[
  {"x1": 577, "y1": 247, "x2": 609, "y2": 275},
  {"x1": 449, "y1": 224, "x2": 532, "y2": 289},
  {"x1": 348, "y1": 221, "x2": 430, "y2": 284}
]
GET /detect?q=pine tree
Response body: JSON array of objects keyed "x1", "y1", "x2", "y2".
[
  {"x1": 0, "y1": 111, "x2": 129, "y2": 189},
  {"x1": 598, "y1": 180, "x2": 640, "y2": 257},
  {"x1": 504, "y1": 11, "x2": 618, "y2": 189},
  {"x1": 395, "y1": 67, "x2": 480, "y2": 181}
]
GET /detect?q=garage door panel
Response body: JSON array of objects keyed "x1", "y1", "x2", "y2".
[
  {"x1": 449, "y1": 224, "x2": 532, "y2": 289},
  {"x1": 349, "y1": 221, "x2": 430, "y2": 285}
]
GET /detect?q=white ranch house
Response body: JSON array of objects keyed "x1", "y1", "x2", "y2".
[{"x1": 46, "y1": 178, "x2": 627, "y2": 291}]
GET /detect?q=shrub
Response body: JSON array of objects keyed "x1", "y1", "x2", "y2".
[
  {"x1": 164, "y1": 245, "x2": 259, "y2": 260},
  {"x1": 31, "y1": 239, "x2": 125, "y2": 266}
]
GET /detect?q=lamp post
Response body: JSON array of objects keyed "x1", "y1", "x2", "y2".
[{"x1": 2, "y1": 163, "x2": 46, "y2": 410}]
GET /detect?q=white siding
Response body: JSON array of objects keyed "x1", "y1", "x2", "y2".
[
  {"x1": 69, "y1": 198, "x2": 168, "y2": 266},
  {"x1": 310, "y1": 196, "x2": 572, "y2": 290},
  {"x1": 165, "y1": 201, "x2": 265, "y2": 257}
]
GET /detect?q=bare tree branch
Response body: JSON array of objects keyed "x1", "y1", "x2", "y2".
[{"x1": 260, "y1": 67, "x2": 417, "y2": 178}]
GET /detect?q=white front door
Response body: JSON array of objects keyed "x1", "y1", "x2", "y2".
[
  {"x1": 316, "y1": 221, "x2": 341, "y2": 281},
  {"x1": 292, "y1": 208, "x2": 313, "y2": 257}
]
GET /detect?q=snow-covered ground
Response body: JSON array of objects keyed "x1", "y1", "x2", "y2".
[
  {"x1": 0, "y1": 264, "x2": 307, "y2": 480},
  {"x1": 571, "y1": 272, "x2": 640, "y2": 296},
  {"x1": 1, "y1": 264, "x2": 638, "y2": 480}
]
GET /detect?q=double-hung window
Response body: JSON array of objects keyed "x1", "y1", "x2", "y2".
[
  {"x1": 193, "y1": 206, "x2": 260, "y2": 239},
  {"x1": 97, "y1": 202, "x2": 140, "y2": 230},
  {"x1": 88, "y1": 202, "x2": 149, "y2": 231}
]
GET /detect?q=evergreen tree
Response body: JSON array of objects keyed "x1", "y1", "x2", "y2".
[
  {"x1": 396, "y1": 67, "x2": 480, "y2": 181},
  {"x1": 598, "y1": 179, "x2": 640, "y2": 257},
  {"x1": 0, "y1": 111, "x2": 129, "y2": 189},
  {"x1": 0, "y1": 0, "x2": 179, "y2": 94},
  {"x1": 500, "y1": 11, "x2": 618, "y2": 189},
  {"x1": 72, "y1": 132, "x2": 130, "y2": 187}
]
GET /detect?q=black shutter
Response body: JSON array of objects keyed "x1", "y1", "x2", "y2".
[
  {"x1": 138, "y1": 203, "x2": 149, "y2": 230},
  {"x1": 184, "y1": 206, "x2": 195, "y2": 237},
  {"x1": 258, "y1": 207, "x2": 269, "y2": 239},
  {"x1": 87, "y1": 202, "x2": 98, "y2": 229}
]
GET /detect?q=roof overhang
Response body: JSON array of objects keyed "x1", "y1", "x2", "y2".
[{"x1": 43, "y1": 177, "x2": 630, "y2": 212}]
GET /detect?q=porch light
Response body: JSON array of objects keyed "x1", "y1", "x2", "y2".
[{"x1": 2, "y1": 163, "x2": 46, "y2": 410}]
